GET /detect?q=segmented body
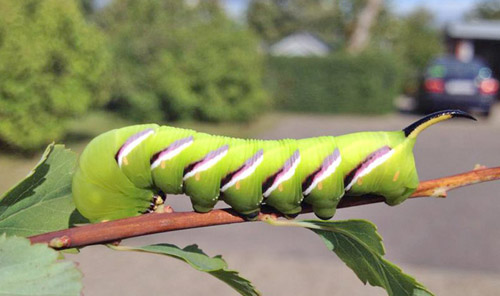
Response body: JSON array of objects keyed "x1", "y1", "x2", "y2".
[{"x1": 72, "y1": 110, "x2": 474, "y2": 222}]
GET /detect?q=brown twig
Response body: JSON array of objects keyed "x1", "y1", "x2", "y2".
[{"x1": 29, "y1": 167, "x2": 500, "y2": 250}]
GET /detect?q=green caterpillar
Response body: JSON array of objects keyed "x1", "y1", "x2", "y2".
[{"x1": 72, "y1": 110, "x2": 474, "y2": 222}]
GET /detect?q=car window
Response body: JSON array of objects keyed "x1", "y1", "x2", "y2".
[{"x1": 427, "y1": 61, "x2": 490, "y2": 79}]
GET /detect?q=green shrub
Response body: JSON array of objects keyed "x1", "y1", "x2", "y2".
[
  {"x1": 99, "y1": 0, "x2": 267, "y2": 122},
  {"x1": 0, "y1": 0, "x2": 110, "y2": 151},
  {"x1": 266, "y1": 52, "x2": 402, "y2": 114}
]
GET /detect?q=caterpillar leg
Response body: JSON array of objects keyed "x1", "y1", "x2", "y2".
[
  {"x1": 190, "y1": 201, "x2": 216, "y2": 213},
  {"x1": 143, "y1": 194, "x2": 165, "y2": 213},
  {"x1": 312, "y1": 205, "x2": 337, "y2": 220},
  {"x1": 283, "y1": 212, "x2": 300, "y2": 219},
  {"x1": 241, "y1": 210, "x2": 260, "y2": 221}
]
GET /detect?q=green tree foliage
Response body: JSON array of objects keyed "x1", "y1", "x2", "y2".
[
  {"x1": 392, "y1": 9, "x2": 443, "y2": 94},
  {"x1": 0, "y1": 0, "x2": 110, "y2": 151},
  {"x1": 467, "y1": 0, "x2": 500, "y2": 20},
  {"x1": 247, "y1": 0, "x2": 302, "y2": 43},
  {"x1": 98, "y1": 0, "x2": 266, "y2": 122},
  {"x1": 247, "y1": 0, "x2": 378, "y2": 46},
  {"x1": 79, "y1": 0, "x2": 95, "y2": 16}
]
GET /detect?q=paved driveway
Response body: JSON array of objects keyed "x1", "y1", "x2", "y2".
[{"x1": 68, "y1": 112, "x2": 500, "y2": 295}]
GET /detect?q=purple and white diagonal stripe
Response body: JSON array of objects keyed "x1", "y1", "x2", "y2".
[
  {"x1": 344, "y1": 146, "x2": 395, "y2": 191},
  {"x1": 150, "y1": 136, "x2": 194, "y2": 170},
  {"x1": 183, "y1": 145, "x2": 229, "y2": 180},
  {"x1": 220, "y1": 149, "x2": 264, "y2": 192},
  {"x1": 263, "y1": 149, "x2": 301, "y2": 198},
  {"x1": 303, "y1": 148, "x2": 341, "y2": 196},
  {"x1": 116, "y1": 128, "x2": 155, "y2": 168}
]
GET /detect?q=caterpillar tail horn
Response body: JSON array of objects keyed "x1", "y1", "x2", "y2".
[{"x1": 403, "y1": 110, "x2": 476, "y2": 139}]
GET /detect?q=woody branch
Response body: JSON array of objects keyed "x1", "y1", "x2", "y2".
[{"x1": 29, "y1": 166, "x2": 500, "y2": 250}]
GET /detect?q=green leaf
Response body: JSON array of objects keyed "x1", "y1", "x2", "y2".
[
  {"x1": 126, "y1": 243, "x2": 227, "y2": 271},
  {"x1": 0, "y1": 144, "x2": 88, "y2": 237},
  {"x1": 111, "y1": 243, "x2": 260, "y2": 296},
  {"x1": 265, "y1": 218, "x2": 433, "y2": 296},
  {"x1": 209, "y1": 269, "x2": 261, "y2": 296},
  {"x1": 0, "y1": 234, "x2": 82, "y2": 295}
]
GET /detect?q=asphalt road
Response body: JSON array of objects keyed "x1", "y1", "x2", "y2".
[{"x1": 67, "y1": 111, "x2": 500, "y2": 295}]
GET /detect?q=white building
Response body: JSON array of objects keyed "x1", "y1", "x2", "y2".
[{"x1": 269, "y1": 32, "x2": 330, "y2": 57}]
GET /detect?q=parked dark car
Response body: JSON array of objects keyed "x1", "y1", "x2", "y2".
[{"x1": 416, "y1": 56, "x2": 498, "y2": 116}]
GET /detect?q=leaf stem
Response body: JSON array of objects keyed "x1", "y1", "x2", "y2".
[{"x1": 28, "y1": 166, "x2": 500, "y2": 250}]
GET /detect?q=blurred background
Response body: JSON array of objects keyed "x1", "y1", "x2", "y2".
[{"x1": 0, "y1": 0, "x2": 499, "y2": 295}]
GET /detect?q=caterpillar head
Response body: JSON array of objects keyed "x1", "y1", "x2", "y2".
[{"x1": 72, "y1": 125, "x2": 159, "y2": 222}]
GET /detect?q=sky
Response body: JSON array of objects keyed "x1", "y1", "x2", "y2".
[
  {"x1": 222, "y1": 0, "x2": 482, "y2": 25},
  {"x1": 390, "y1": 0, "x2": 480, "y2": 23}
]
